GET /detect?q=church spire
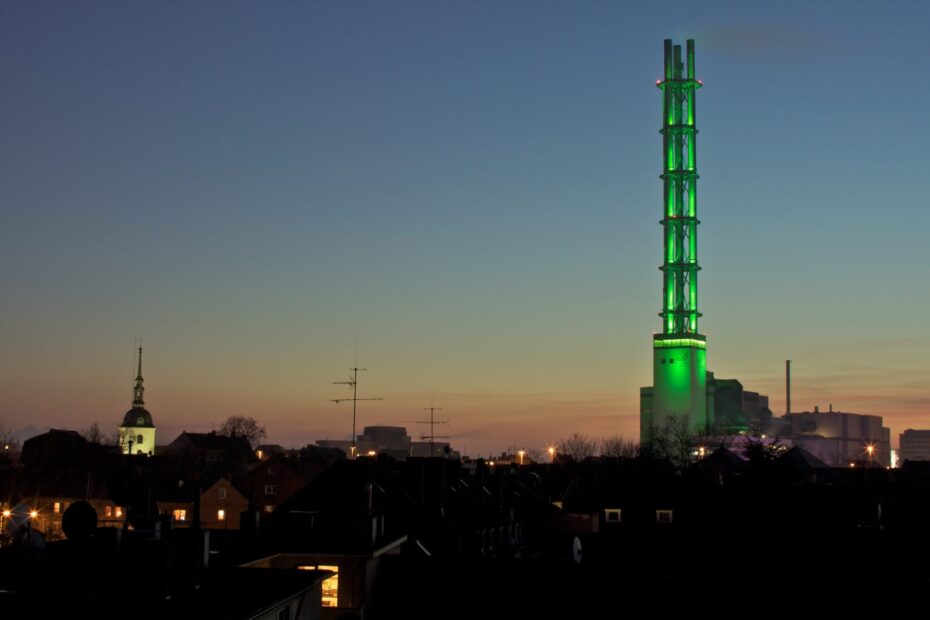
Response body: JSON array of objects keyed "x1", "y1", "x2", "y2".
[{"x1": 132, "y1": 345, "x2": 145, "y2": 407}]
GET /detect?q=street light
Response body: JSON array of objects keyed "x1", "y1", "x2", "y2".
[
  {"x1": 518, "y1": 450, "x2": 525, "y2": 465},
  {"x1": 866, "y1": 444, "x2": 875, "y2": 466},
  {"x1": 547, "y1": 446, "x2": 555, "y2": 464}
]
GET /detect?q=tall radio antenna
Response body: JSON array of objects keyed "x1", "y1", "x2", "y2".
[
  {"x1": 405, "y1": 406, "x2": 449, "y2": 456},
  {"x1": 331, "y1": 367, "x2": 382, "y2": 458}
]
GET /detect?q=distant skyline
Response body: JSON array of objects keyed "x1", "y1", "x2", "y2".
[{"x1": 3, "y1": 1, "x2": 930, "y2": 455}]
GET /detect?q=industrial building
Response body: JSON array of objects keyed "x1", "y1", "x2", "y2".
[
  {"x1": 317, "y1": 426, "x2": 459, "y2": 461},
  {"x1": 766, "y1": 410, "x2": 891, "y2": 467},
  {"x1": 898, "y1": 429, "x2": 930, "y2": 462}
]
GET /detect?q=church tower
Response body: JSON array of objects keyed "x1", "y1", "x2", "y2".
[{"x1": 120, "y1": 346, "x2": 156, "y2": 455}]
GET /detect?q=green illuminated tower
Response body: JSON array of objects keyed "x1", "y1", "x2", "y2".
[{"x1": 641, "y1": 39, "x2": 709, "y2": 440}]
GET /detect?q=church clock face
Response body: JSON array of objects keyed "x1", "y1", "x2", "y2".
[{"x1": 137, "y1": 417, "x2": 145, "y2": 425}]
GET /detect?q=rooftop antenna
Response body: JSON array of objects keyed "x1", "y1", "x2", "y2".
[
  {"x1": 405, "y1": 406, "x2": 450, "y2": 456},
  {"x1": 332, "y1": 367, "x2": 382, "y2": 459}
]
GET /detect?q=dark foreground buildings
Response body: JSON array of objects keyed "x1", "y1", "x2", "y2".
[{"x1": 3, "y1": 434, "x2": 930, "y2": 617}]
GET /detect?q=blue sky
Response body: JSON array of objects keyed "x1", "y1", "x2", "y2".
[{"x1": 2, "y1": 1, "x2": 929, "y2": 454}]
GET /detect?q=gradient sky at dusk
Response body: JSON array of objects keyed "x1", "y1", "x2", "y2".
[{"x1": 3, "y1": 1, "x2": 930, "y2": 455}]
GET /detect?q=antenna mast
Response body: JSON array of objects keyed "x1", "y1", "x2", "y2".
[
  {"x1": 331, "y1": 367, "x2": 382, "y2": 458},
  {"x1": 405, "y1": 406, "x2": 449, "y2": 456}
]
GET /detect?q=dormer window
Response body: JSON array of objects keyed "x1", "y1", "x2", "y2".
[{"x1": 137, "y1": 417, "x2": 145, "y2": 425}]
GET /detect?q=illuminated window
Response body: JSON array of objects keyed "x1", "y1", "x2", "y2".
[
  {"x1": 605, "y1": 508, "x2": 621, "y2": 523},
  {"x1": 54, "y1": 502, "x2": 61, "y2": 514},
  {"x1": 105, "y1": 506, "x2": 112, "y2": 517},
  {"x1": 264, "y1": 485, "x2": 278, "y2": 495},
  {"x1": 218, "y1": 488, "x2": 227, "y2": 500},
  {"x1": 173, "y1": 509, "x2": 186, "y2": 521},
  {"x1": 137, "y1": 416, "x2": 144, "y2": 425},
  {"x1": 264, "y1": 505, "x2": 275, "y2": 513},
  {"x1": 115, "y1": 507, "x2": 123, "y2": 518},
  {"x1": 656, "y1": 509, "x2": 673, "y2": 524},
  {"x1": 298, "y1": 565, "x2": 338, "y2": 607},
  {"x1": 218, "y1": 509, "x2": 225, "y2": 521}
]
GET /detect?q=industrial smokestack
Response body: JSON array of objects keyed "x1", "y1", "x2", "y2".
[{"x1": 785, "y1": 359, "x2": 791, "y2": 416}]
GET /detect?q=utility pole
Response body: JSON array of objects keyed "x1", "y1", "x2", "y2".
[{"x1": 332, "y1": 368, "x2": 382, "y2": 458}]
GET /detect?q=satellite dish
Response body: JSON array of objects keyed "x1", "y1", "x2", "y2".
[{"x1": 571, "y1": 536, "x2": 583, "y2": 565}]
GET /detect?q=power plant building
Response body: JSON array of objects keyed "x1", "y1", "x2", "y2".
[
  {"x1": 767, "y1": 411, "x2": 891, "y2": 467},
  {"x1": 898, "y1": 429, "x2": 930, "y2": 462}
]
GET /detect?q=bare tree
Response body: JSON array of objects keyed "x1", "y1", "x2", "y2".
[
  {"x1": 601, "y1": 436, "x2": 640, "y2": 458},
  {"x1": 218, "y1": 415, "x2": 267, "y2": 449},
  {"x1": 0, "y1": 420, "x2": 19, "y2": 456},
  {"x1": 644, "y1": 415, "x2": 697, "y2": 468},
  {"x1": 81, "y1": 421, "x2": 113, "y2": 445},
  {"x1": 557, "y1": 432, "x2": 598, "y2": 461}
]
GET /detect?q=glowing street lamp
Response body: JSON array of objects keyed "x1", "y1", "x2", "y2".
[
  {"x1": 518, "y1": 450, "x2": 525, "y2": 465},
  {"x1": 547, "y1": 446, "x2": 556, "y2": 464},
  {"x1": 866, "y1": 444, "x2": 875, "y2": 466}
]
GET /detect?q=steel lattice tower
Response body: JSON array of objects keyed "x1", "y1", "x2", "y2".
[
  {"x1": 641, "y1": 39, "x2": 709, "y2": 440},
  {"x1": 659, "y1": 38, "x2": 701, "y2": 336}
]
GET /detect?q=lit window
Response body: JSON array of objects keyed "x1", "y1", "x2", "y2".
[
  {"x1": 115, "y1": 507, "x2": 123, "y2": 518},
  {"x1": 105, "y1": 506, "x2": 113, "y2": 517},
  {"x1": 54, "y1": 502, "x2": 61, "y2": 514},
  {"x1": 656, "y1": 509, "x2": 673, "y2": 524},
  {"x1": 264, "y1": 484, "x2": 278, "y2": 495},
  {"x1": 298, "y1": 565, "x2": 338, "y2": 607},
  {"x1": 137, "y1": 417, "x2": 144, "y2": 425},
  {"x1": 605, "y1": 508, "x2": 621, "y2": 523},
  {"x1": 218, "y1": 488, "x2": 226, "y2": 500},
  {"x1": 218, "y1": 509, "x2": 225, "y2": 521},
  {"x1": 264, "y1": 505, "x2": 275, "y2": 513},
  {"x1": 173, "y1": 509, "x2": 186, "y2": 522}
]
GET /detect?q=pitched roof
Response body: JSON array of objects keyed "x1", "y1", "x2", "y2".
[{"x1": 778, "y1": 445, "x2": 830, "y2": 470}]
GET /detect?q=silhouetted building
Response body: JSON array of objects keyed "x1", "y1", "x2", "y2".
[
  {"x1": 243, "y1": 454, "x2": 308, "y2": 515},
  {"x1": 163, "y1": 431, "x2": 255, "y2": 468},
  {"x1": 899, "y1": 429, "x2": 930, "y2": 462},
  {"x1": 200, "y1": 476, "x2": 249, "y2": 530},
  {"x1": 706, "y1": 374, "x2": 772, "y2": 433},
  {"x1": 410, "y1": 441, "x2": 459, "y2": 459},
  {"x1": 317, "y1": 425, "x2": 460, "y2": 460}
]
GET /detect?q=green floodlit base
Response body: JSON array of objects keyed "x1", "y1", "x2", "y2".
[{"x1": 642, "y1": 334, "x2": 708, "y2": 437}]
